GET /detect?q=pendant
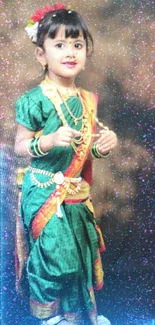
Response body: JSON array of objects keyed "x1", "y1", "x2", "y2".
[{"x1": 53, "y1": 171, "x2": 65, "y2": 185}]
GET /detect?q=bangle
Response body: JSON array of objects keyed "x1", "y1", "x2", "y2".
[
  {"x1": 91, "y1": 143, "x2": 111, "y2": 159},
  {"x1": 27, "y1": 139, "x2": 37, "y2": 157},
  {"x1": 32, "y1": 137, "x2": 42, "y2": 156},
  {"x1": 95, "y1": 144, "x2": 111, "y2": 158},
  {"x1": 30, "y1": 137, "x2": 42, "y2": 157},
  {"x1": 91, "y1": 143, "x2": 101, "y2": 159},
  {"x1": 37, "y1": 136, "x2": 48, "y2": 155},
  {"x1": 27, "y1": 137, "x2": 49, "y2": 158}
]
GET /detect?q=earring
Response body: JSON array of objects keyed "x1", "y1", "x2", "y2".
[
  {"x1": 42, "y1": 64, "x2": 48, "y2": 71},
  {"x1": 82, "y1": 66, "x2": 85, "y2": 71}
]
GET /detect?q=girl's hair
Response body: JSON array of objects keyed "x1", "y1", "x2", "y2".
[{"x1": 36, "y1": 9, "x2": 94, "y2": 55}]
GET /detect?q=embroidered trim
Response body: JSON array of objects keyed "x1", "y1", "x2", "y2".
[
  {"x1": 30, "y1": 298, "x2": 60, "y2": 319},
  {"x1": 94, "y1": 250, "x2": 104, "y2": 291},
  {"x1": 41, "y1": 315, "x2": 64, "y2": 325}
]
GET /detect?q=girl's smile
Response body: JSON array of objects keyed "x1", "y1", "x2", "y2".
[{"x1": 62, "y1": 61, "x2": 77, "y2": 68}]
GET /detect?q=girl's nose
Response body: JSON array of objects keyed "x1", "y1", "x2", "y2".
[{"x1": 66, "y1": 45, "x2": 76, "y2": 57}]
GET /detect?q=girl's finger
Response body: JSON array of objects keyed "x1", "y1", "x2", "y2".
[
  {"x1": 72, "y1": 129, "x2": 81, "y2": 137},
  {"x1": 61, "y1": 136, "x2": 72, "y2": 143},
  {"x1": 97, "y1": 140, "x2": 115, "y2": 150},
  {"x1": 98, "y1": 134, "x2": 117, "y2": 146},
  {"x1": 97, "y1": 132, "x2": 111, "y2": 141},
  {"x1": 99, "y1": 129, "x2": 107, "y2": 135},
  {"x1": 97, "y1": 144, "x2": 114, "y2": 153},
  {"x1": 59, "y1": 141, "x2": 71, "y2": 147},
  {"x1": 62, "y1": 127, "x2": 81, "y2": 138},
  {"x1": 97, "y1": 136, "x2": 111, "y2": 146}
]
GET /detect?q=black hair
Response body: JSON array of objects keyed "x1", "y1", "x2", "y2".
[{"x1": 36, "y1": 9, "x2": 94, "y2": 55}]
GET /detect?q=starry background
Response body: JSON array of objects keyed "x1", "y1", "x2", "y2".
[{"x1": 0, "y1": 0, "x2": 154, "y2": 324}]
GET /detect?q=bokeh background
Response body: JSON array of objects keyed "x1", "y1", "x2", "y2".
[{"x1": 0, "y1": 0, "x2": 154, "y2": 324}]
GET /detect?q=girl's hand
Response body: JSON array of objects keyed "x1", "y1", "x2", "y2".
[
  {"x1": 49, "y1": 126, "x2": 81, "y2": 148},
  {"x1": 95, "y1": 129, "x2": 118, "y2": 155},
  {"x1": 14, "y1": 124, "x2": 81, "y2": 157}
]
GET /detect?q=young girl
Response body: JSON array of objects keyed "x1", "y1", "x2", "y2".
[{"x1": 15, "y1": 3, "x2": 117, "y2": 325}]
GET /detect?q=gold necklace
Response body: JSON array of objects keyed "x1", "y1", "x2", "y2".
[
  {"x1": 43, "y1": 76, "x2": 108, "y2": 136},
  {"x1": 56, "y1": 86, "x2": 79, "y2": 98},
  {"x1": 57, "y1": 88, "x2": 84, "y2": 125},
  {"x1": 55, "y1": 89, "x2": 86, "y2": 142},
  {"x1": 45, "y1": 75, "x2": 79, "y2": 98},
  {"x1": 53, "y1": 89, "x2": 89, "y2": 153}
]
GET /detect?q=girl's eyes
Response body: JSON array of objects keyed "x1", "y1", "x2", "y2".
[
  {"x1": 55, "y1": 42, "x2": 84, "y2": 49},
  {"x1": 74, "y1": 43, "x2": 83, "y2": 49},
  {"x1": 55, "y1": 43, "x2": 64, "y2": 48}
]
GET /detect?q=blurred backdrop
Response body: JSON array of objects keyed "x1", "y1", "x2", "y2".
[{"x1": 0, "y1": 0, "x2": 154, "y2": 324}]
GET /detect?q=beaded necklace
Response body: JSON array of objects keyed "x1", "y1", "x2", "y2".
[
  {"x1": 43, "y1": 75, "x2": 108, "y2": 134},
  {"x1": 57, "y1": 88, "x2": 84, "y2": 125},
  {"x1": 55, "y1": 89, "x2": 89, "y2": 153}
]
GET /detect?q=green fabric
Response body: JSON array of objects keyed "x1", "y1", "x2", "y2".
[
  {"x1": 16, "y1": 86, "x2": 99, "y2": 322},
  {"x1": 27, "y1": 204, "x2": 98, "y2": 312}
]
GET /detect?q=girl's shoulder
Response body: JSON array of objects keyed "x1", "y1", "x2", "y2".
[
  {"x1": 15, "y1": 85, "x2": 54, "y2": 131},
  {"x1": 16, "y1": 85, "x2": 44, "y2": 104}
]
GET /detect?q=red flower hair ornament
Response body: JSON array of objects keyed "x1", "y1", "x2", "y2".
[{"x1": 25, "y1": 3, "x2": 68, "y2": 43}]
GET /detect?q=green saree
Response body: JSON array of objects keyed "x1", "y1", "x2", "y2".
[{"x1": 15, "y1": 78, "x2": 105, "y2": 325}]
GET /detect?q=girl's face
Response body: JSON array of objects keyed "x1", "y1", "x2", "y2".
[{"x1": 36, "y1": 25, "x2": 87, "y2": 85}]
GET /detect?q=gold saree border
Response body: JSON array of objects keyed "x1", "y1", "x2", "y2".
[
  {"x1": 15, "y1": 190, "x2": 28, "y2": 291},
  {"x1": 30, "y1": 298, "x2": 60, "y2": 319},
  {"x1": 64, "y1": 309, "x2": 98, "y2": 325},
  {"x1": 64, "y1": 312, "x2": 83, "y2": 324},
  {"x1": 95, "y1": 224, "x2": 106, "y2": 253},
  {"x1": 94, "y1": 249, "x2": 104, "y2": 291}
]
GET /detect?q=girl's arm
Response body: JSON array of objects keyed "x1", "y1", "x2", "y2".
[
  {"x1": 14, "y1": 124, "x2": 81, "y2": 157},
  {"x1": 14, "y1": 124, "x2": 36, "y2": 156}
]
